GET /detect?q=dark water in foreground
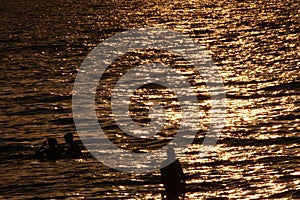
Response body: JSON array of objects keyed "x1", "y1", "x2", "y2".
[{"x1": 1, "y1": 0, "x2": 300, "y2": 199}]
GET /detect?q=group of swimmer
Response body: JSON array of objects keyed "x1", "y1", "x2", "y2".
[
  {"x1": 35, "y1": 132, "x2": 82, "y2": 159},
  {"x1": 35, "y1": 133, "x2": 185, "y2": 199}
]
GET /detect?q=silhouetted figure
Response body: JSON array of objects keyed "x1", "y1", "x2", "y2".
[
  {"x1": 35, "y1": 138, "x2": 63, "y2": 159},
  {"x1": 63, "y1": 132, "x2": 82, "y2": 158},
  {"x1": 160, "y1": 147, "x2": 186, "y2": 200}
]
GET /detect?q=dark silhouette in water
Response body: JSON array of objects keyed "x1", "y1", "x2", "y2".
[
  {"x1": 63, "y1": 132, "x2": 82, "y2": 158},
  {"x1": 35, "y1": 133, "x2": 82, "y2": 160},
  {"x1": 160, "y1": 147, "x2": 186, "y2": 200},
  {"x1": 35, "y1": 138, "x2": 63, "y2": 159}
]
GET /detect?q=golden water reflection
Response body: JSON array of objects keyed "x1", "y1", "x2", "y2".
[{"x1": 0, "y1": 0, "x2": 299, "y2": 199}]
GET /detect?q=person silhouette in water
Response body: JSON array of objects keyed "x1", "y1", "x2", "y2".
[
  {"x1": 160, "y1": 147, "x2": 186, "y2": 200},
  {"x1": 63, "y1": 132, "x2": 82, "y2": 158},
  {"x1": 35, "y1": 138, "x2": 63, "y2": 159}
]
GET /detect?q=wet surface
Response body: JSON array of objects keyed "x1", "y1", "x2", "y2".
[{"x1": 0, "y1": 0, "x2": 300, "y2": 199}]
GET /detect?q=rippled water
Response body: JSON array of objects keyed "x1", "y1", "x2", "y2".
[{"x1": 1, "y1": 0, "x2": 300, "y2": 199}]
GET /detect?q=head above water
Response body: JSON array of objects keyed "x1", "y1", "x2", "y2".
[
  {"x1": 47, "y1": 138, "x2": 58, "y2": 148},
  {"x1": 64, "y1": 132, "x2": 74, "y2": 143}
]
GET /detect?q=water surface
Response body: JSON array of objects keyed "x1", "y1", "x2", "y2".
[{"x1": 1, "y1": 0, "x2": 299, "y2": 199}]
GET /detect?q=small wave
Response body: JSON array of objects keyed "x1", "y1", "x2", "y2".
[
  {"x1": 268, "y1": 189, "x2": 300, "y2": 198},
  {"x1": 262, "y1": 80, "x2": 300, "y2": 91}
]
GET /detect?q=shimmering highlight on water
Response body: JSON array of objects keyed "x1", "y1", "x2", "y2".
[{"x1": 0, "y1": 0, "x2": 299, "y2": 199}]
